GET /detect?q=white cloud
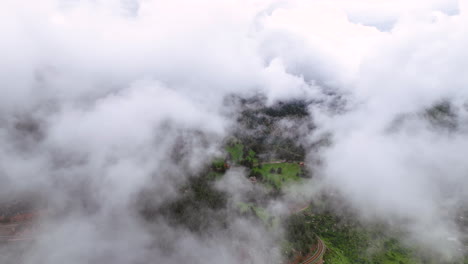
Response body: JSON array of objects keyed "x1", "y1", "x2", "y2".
[{"x1": 2, "y1": 0, "x2": 468, "y2": 262}]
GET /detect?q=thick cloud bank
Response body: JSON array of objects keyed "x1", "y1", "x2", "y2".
[{"x1": 1, "y1": 0, "x2": 468, "y2": 263}]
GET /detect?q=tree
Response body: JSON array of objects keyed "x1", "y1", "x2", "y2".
[
  {"x1": 285, "y1": 214, "x2": 317, "y2": 257},
  {"x1": 241, "y1": 159, "x2": 253, "y2": 168},
  {"x1": 255, "y1": 172, "x2": 263, "y2": 181}
]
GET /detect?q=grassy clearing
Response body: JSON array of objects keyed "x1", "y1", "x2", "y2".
[{"x1": 252, "y1": 162, "x2": 302, "y2": 189}]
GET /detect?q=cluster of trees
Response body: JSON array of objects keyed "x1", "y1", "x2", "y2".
[
  {"x1": 250, "y1": 170, "x2": 263, "y2": 181},
  {"x1": 230, "y1": 96, "x2": 312, "y2": 162},
  {"x1": 238, "y1": 145, "x2": 257, "y2": 169},
  {"x1": 273, "y1": 138, "x2": 306, "y2": 162},
  {"x1": 211, "y1": 159, "x2": 228, "y2": 173},
  {"x1": 142, "y1": 169, "x2": 228, "y2": 233},
  {"x1": 296, "y1": 169, "x2": 311, "y2": 179},
  {"x1": 225, "y1": 141, "x2": 257, "y2": 168},
  {"x1": 262, "y1": 100, "x2": 310, "y2": 118},
  {"x1": 285, "y1": 213, "x2": 318, "y2": 259}
]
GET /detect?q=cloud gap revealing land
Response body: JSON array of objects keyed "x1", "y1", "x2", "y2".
[{"x1": 1, "y1": 1, "x2": 468, "y2": 264}]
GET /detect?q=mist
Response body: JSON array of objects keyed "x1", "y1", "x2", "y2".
[{"x1": 1, "y1": 0, "x2": 468, "y2": 263}]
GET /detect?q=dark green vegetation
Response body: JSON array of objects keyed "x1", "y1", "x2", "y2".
[
  {"x1": 141, "y1": 169, "x2": 229, "y2": 233},
  {"x1": 290, "y1": 209, "x2": 418, "y2": 264},
  {"x1": 141, "y1": 97, "x2": 468, "y2": 263},
  {"x1": 262, "y1": 100, "x2": 310, "y2": 118},
  {"x1": 3, "y1": 97, "x2": 468, "y2": 264},
  {"x1": 294, "y1": 206, "x2": 468, "y2": 264},
  {"x1": 284, "y1": 213, "x2": 318, "y2": 259},
  {"x1": 226, "y1": 142, "x2": 244, "y2": 164},
  {"x1": 229, "y1": 96, "x2": 313, "y2": 162},
  {"x1": 218, "y1": 98, "x2": 457, "y2": 263},
  {"x1": 226, "y1": 141, "x2": 258, "y2": 168},
  {"x1": 211, "y1": 158, "x2": 228, "y2": 172}
]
